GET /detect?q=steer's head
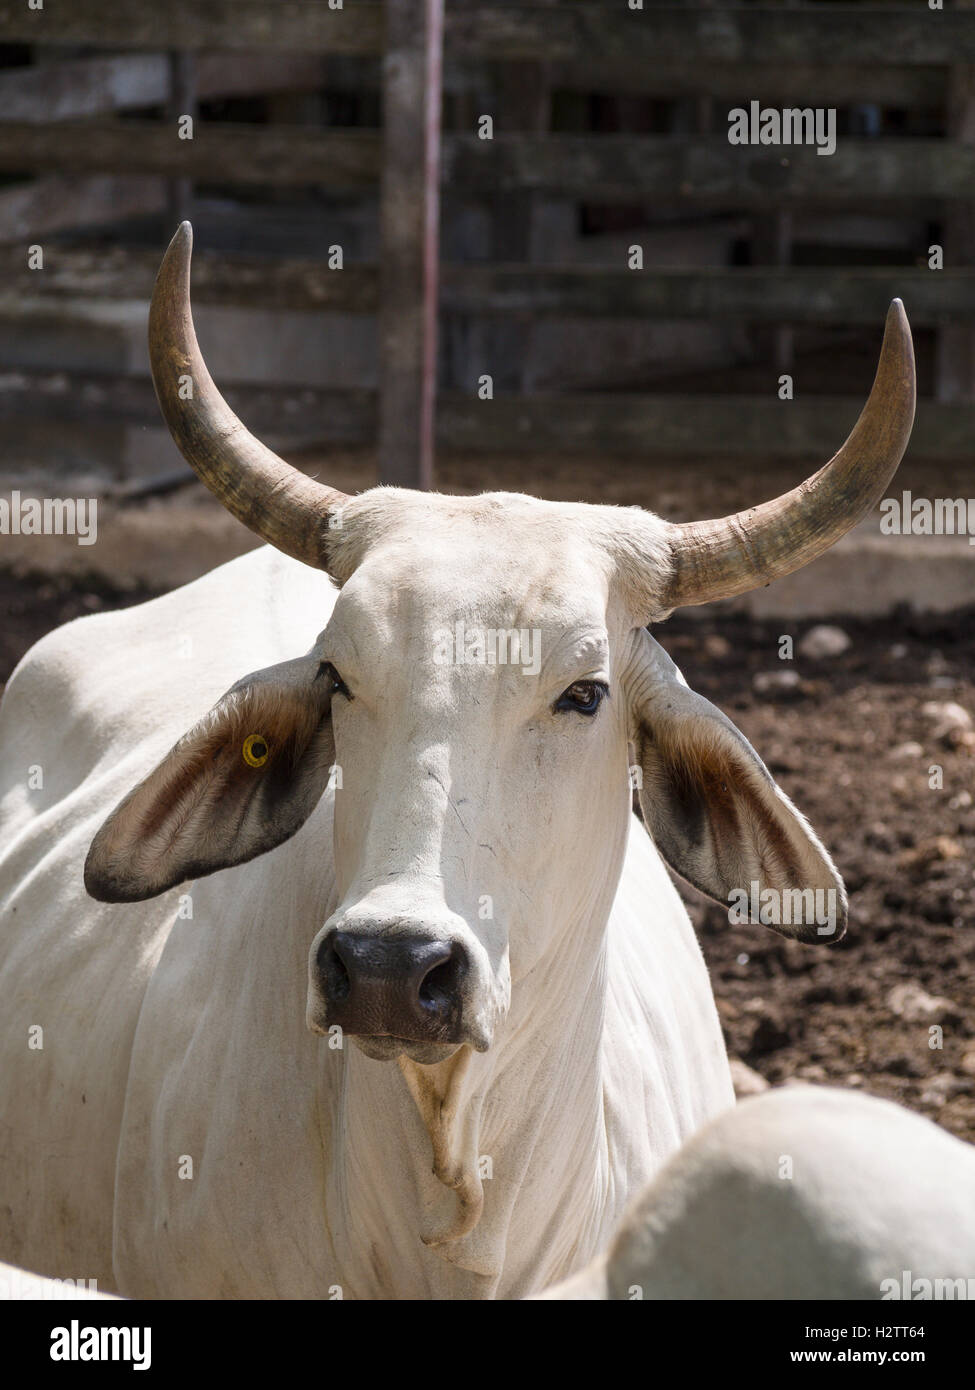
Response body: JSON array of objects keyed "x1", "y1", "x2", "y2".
[{"x1": 86, "y1": 226, "x2": 915, "y2": 1083}]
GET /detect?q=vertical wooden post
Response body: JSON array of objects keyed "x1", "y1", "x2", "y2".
[
  {"x1": 166, "y1": 52, "x2": 197, "y2": 230},
  {"x1": 378, "y1": 0, "x2": 444, "y2": 489},
  {"x1": 936, "y1": 4, "x2": 975, "y2": 402},
  {"x1": 489, "y1": 50, "x2": 552, "y2": 394}
]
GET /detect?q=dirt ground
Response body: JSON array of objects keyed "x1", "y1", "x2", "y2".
[
  {"x1": 663, "y1": 606, "x2": 975, "y2": 1145},
  {"x1": 1, "y1": 569, "x2": 973, "y2": 1142}
]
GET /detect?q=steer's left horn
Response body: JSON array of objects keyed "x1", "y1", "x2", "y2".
[
  {"x1": 148, "y1": 222, "x2": 348, "y2": 568},
  {"x1": 661, "y1": 299, "x2": 915, "y2": 609}
]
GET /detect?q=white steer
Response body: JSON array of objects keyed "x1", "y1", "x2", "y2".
[
  {"x1": 0, "y1": 226, "x2": 915, "y2": 1298},
  {"x1": 539, "y1": 1087, "x2": 975, "y2": 1300}
]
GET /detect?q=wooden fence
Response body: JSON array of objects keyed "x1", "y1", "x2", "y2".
[{"x1": 1, "y1": 2, "x2": 975, "y2": 488}]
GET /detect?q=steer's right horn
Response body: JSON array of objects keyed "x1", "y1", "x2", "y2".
[{"x1": 148, "y1": 222, "x2": 348, "y2": 569}]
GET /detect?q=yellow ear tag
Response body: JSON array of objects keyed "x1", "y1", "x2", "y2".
[{"x1": 242, "y1": 734, "x2": 270, "y2": 768}]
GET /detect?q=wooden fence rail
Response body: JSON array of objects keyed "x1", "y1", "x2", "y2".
[
  {"x1": 0, "y1": 371, "x2": 971, "y2": 462},
  {"x1": 4, "y1": 4, "x2": 975, "y2": 67},
  {"x1": 0, "y1": 1, "x2": 382, "y2": 55},
  {"x1": 444, "y1": 136, "x2": 975, "y2": 205},
  {"x1": 4, "y1": 257, "x2": 975, "y2": 326},
  {"x1": 0, "y1": 126, "x2": 967, "y2": 207},
  {"x1": 0, "y1": 122, "x2": 380, "y2": 189},
  {"x1": 0, "y1": 368, "x2": 376, "y2": 441},
  {"x1": 0, "y1": 53, "x2": 327, "y2": 122}
]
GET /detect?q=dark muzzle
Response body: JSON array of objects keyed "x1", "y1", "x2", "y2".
[{"x1": 316, "y1": 928, "x2": 469, "y2": 1044}]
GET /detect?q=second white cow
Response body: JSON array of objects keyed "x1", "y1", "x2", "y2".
[{"x1": 539, "y1": 1087, "x2": 975, "y2": 1300}]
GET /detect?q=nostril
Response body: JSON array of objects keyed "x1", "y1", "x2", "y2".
[
  {"x1": 317, "y1": 935, "x2": 350, "y2": 1003},
  {"x1": 418, "y1": 945, "x2": 464, "y2": 1013}
]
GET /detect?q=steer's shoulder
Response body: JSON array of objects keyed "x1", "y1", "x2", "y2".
[
  {"x1": 0, "y1": 547, "x2": 337, "y2": 804},
  {"x1": 3, "y1": 546, "x2": 333, "y2": 724}
]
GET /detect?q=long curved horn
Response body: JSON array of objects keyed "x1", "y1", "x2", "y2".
[
  {"x1": 661, "y1": 299, "x2": 915, "y2": 609},
  {"x1": 148, "y1": 221, "x2": 348, "y2": 568}
]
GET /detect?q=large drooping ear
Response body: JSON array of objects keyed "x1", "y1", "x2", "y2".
[
  {"x1": 627, "y1": 629, "x2": 846, "y2": 943},
  {"x1": 85, "y1": 653, "x2": 337, "y2": 903}
]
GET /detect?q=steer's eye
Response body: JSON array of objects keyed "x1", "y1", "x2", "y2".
[
  {"x1": 555, "y1": 680, "x2": 609, "y2": 716},
  {"x1": 319, "y1": 661, "x2": 352, "y2": 700}
]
